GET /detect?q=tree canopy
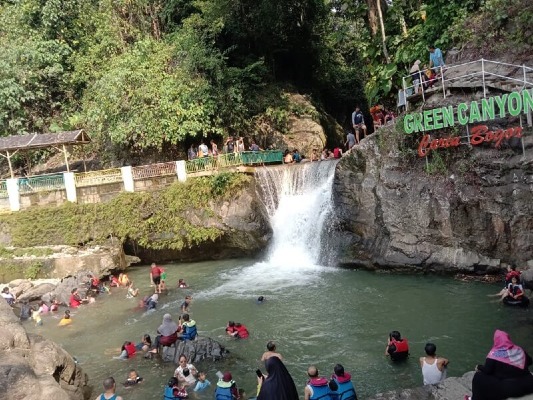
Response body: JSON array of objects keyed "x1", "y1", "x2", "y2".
[{"x1": 0, "y1": 0, "x2": 529, "y2": 161}]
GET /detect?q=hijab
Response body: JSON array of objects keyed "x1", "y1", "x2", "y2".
[
  {"x1": 410, "y1": 59, "x2": 421, "y2": 73},
  {"x1": 486, "y1": 329, "x2": 526, "y2": 369},
  {"x1": 158, "y1": 314, "x2": 178, "y2": 337},
  {"x1": 257, "y1": 356, "x2": 299, "y2": 400}
]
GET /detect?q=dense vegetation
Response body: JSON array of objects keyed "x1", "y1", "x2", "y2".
[
  {"x1": 0, "y1": 172, "x2": 250, "y2": 248},
  {"x1": 0, "y1": 0, "x2": 531, "y2": 164}
]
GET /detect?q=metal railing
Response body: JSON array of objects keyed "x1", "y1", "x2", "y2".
[
  {"x1": 401, "y1": 58, "x2": 533, "y2": 110},
  {"x1": 185, "y1": 150, "x2": 283, "y2": 174},
  {"x1": 74, "y1": 168, "x2": 123, "y2": 187},
  {"x1": 0, "y1": 180, "x2": 8, "y2": 199},
  {"x1": 132, "y1": 162, "x2": 176, "y2": 180},
  {"x1": 18, "y1": 174, "x2": 65, "y2": 194}
]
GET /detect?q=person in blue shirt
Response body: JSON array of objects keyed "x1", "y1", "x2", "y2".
[
  {"x1": 351, "y1": 106, "x2": 367, "y2": 144},
  {"x1": 193, "y1": 371, "x2": 211, "y2": 392},
  {"x1": 428, "y1": 45, "x2": 445, "y2": 73}
]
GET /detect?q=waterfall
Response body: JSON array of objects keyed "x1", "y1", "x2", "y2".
[{"x1": 255, "y1": 160, "x2": 339, "y2": 267}]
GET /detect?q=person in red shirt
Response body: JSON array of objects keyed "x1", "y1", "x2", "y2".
[
  {"x1": 333, "y1": 147, "x2": 343, "y2": 159},
  {"x1": 150, "y1": 263, "x2": 163, "y2": 294},
  {"x1": 69, "y1": 288, "x2": 86, "y2": 308}
]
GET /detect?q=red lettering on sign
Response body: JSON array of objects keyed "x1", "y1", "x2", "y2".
[
  {"x1": 417, "y1": 125, "x2": 522, "y2": 157},
  {"x1": 470, "y1": 125, "x2": 522, "y2": 148}
]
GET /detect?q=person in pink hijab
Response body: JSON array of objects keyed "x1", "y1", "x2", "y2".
[{"x1": 470, "y1": 330, "x2": 533, "y2": 400}]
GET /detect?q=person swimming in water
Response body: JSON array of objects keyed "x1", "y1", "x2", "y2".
[{"x1": 58, "y1": 310, "x2": 72, "y2": 326}]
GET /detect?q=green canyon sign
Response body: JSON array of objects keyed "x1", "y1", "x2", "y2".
[{"x1": 403, "y1": 89, "x2": 533, "y2": 157}]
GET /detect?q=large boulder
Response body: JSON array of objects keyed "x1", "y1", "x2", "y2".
[
  {"x1": 159, "y1": 336, "x2": 227, "y2": 364},
  {"x1": 0, "y1": 300, "x2": 90, "y2": 400},
  {"x1": 17, "y1": 283, "x2": 57, "y2": 302}
]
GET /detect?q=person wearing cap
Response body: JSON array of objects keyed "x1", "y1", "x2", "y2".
[{"x1": 215, "y1": 371, "x2": 240, "y2": 399}]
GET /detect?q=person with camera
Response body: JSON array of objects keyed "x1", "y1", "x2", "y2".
[{"x1": 174, "y1": 354, "x2": 198, "y2": 388}]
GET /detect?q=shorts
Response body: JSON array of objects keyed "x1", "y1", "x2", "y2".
[{"x1": 153, "y1": 276, "x2": 161, "y2": 285}]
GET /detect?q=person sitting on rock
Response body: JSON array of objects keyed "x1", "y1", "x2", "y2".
[
  {"x1": 69, "y1": 288, "x2": 87, "y2": 308},
  {"x1": 1, "y1": 286, "x2": 15, "y2": 306},
  {"x1": 154, "y1": 314, "x2": 179, "y2": 351},
  {"x1": 420, "y1": 343, "x2": 449, "y2": 385},
  {"x1": 180, "y1": 313, "x2": 197, "y2": 341},
  {"x1": 304, "y1": 365, "x2": 332, "y2": 400}
]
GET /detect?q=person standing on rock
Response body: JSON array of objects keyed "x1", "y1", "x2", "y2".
[
  {"x1": 345, "y1": 130, "x2": 356, "y2": 150},
  {"x1": 95, "y1": 377, "x2": 123, "y2": 400},
  {"x1": 419, "y1": 343, "x2": 449, "y2": 385},
  {"x1": 351, "y1": 106, "x2": 367, "y2": 144}
]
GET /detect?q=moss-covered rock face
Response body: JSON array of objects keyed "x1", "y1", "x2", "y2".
[{"x1": 0, "y1": 173, "x2": 272, "y2": 263}]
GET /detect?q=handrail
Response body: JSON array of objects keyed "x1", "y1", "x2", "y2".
[
  {"x1": 132, "y1": 162, "x2": 176, "y2": 180},
  {"x1": 18, "y1": 174, "x2": 65, "y2": 194},
  {"x1": 75, "y1": 168, "x2": 123, "y2": 187},
  {"x1": 401, "y1": 58, "x2": 533, "y2": 111}
]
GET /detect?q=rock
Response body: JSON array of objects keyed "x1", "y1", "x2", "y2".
[
  {"x1": 333, "y1": 128, "x2": 533, "y2": 272},
  {"x1": 159, "y1": 336, "x2": 227, "y2": 364},
  {"x1": 17, "y1": 283, "x2": 57, "y2": 302},
  {"x1": 10, "y1": 280, "x2": 33, "y2": 298},
  {"x1": 52, "y1": 273, "x2": 92, "y2": 306},
  {"x1": 0, "y1": 300, "x2": 89, "y2": 400},
  {"x1": 125, "y1": 176, "x2": 272, "y2": 262},
  {"x1": 368, "y1": 371, "x2": 533, "y2": 400}
]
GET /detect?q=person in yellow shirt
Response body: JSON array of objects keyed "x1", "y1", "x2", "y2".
[{"x1": 58, "y1": 310, "x2": 72, "y2": 326}]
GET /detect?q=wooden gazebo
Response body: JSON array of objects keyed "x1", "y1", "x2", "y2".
[{"x1": 0, "y1": 130, "x2": 91, "y2": 178}]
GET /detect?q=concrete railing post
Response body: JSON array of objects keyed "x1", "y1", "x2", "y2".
[
  {"x1": 6, "y1": 178, "x2": 20, "y2": 211},
  {"x1": 176, "y1": 160, "x2": 187, "y2": 182},
  {"x1": 121, "y1": 166, "x2": 135, "y2": 192},
  {"x1": 63, "y1": 172, "x2": 77, "y2": 203}
]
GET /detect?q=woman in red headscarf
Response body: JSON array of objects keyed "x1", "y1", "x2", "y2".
[{"x1": 471, "y1": 330, "x2": 533, "y2": 400}]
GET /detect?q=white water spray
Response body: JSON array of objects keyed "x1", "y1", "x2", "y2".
[
  {"x1": 256, "y1": 160, "x2": 339, "y2": 267},
  {"x1": 198, "y1": 160, "x2": 339, "y2": 298}
]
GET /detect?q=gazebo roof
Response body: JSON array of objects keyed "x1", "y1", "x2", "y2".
[{"x1": 0, "y1": 130, "x2": 90, "y2": 153}]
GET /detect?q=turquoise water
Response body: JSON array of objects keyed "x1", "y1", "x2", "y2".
[{"x1": 25, "y1": 260, "x2": 533, "y2": 399}]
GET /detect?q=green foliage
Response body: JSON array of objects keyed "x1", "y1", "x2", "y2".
[
  {"x1": 24, "y1": 261, "x2": 43, "y2": 279},
  {"x1": 424, "y1": 151, "x2": 448, "y2": 175},
  {"x1": 0, "y1": 246, "x2": 54, "y2": 258},
  {"x1": 0, "y1": 173, "x2": 250, "y2": 250}
]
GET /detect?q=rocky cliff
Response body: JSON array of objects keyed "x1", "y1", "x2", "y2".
[
  {"x1": 333, "y1": 125, "x2": 532, "y2": 273},
  {"x1": 0, "y1": 300, "x2": 90, "y2": 400}
]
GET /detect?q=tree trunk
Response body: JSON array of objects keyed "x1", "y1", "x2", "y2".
[
  {"x1": 367, "y1": 0, "x2": 378, "y2": 37},
  {"x1": 376, "y1": 0, "x2": 390, "y2": 63}
]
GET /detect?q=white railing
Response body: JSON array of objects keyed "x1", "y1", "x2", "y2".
[{"x1": 401, "y1": 58, "x2": 533, "y2": 110}]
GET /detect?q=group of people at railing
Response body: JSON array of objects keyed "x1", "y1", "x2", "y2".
[
  {"x1": 187, "y1": 137, "x2": 267, "y2": 161},
  {"x1": 408, "y1": 45, "x2": 446, "y2": 95}
]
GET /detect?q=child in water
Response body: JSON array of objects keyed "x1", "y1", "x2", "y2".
[
  {"x1": 123, "y1": 369, "x2": 143, "y2": 387},
  {"x1": 177, "y1": 279, "x2": 188, "y2": 288},
  {"x1": 50, "y1": 298, "x2": 60, "y2": 312},
  {"x1": 126, "y1": 281, "x2": 139, "y2": 298},
  {"x1": 193, "y1": 372, "x2": 211, "y2": 392},
  {"x1": 58, "y1": 310, "x2": 72, "y2": 326},
  {"x1": 165, "y1": 377, "x2": 188, "y2": 399},
  {"x1": 31, "y1": 307, "x2": 43, "y2": 326}
]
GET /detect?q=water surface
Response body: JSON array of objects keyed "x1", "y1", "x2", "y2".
[{"x1": 26, "y1": 261, "x2": 532, "y2": 399}]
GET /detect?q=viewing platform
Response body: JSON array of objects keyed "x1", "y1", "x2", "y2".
[{"x1": 0, "y1": 150, "x2": 284, "y2": 212}]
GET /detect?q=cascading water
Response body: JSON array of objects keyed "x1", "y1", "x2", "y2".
[
  {"x1": 255, "y1": 160, "x2": 339, "y2": 267},
  {"x1": 197, "y1": 160, "x2": 339, "y2": 298}
]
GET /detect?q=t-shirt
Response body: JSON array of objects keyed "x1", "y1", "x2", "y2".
[
  {"x1": 193, "y1": 380, "x2": 211, "y2": 391},
  {"x1": 347, "y1": 133, "x2": 356, "y2": 147},
  {"x1": 250, "y1": 143, "x2": 260, "y2": 151},
  {"x1": 199, "y1": 144, "x2": 208, "y2": 156},
  {"x1": 333, "y1": 148, "x2": 342, "y2": 158},
  {"x1": 175, "y1": 364, "x2": 197, "y2": 386},
  {"x1": 352, "y1": 111, "x2": 364, "y2": 125},
  {"x1": 430, "y1": 48, "x2": 444, "y2": 68},
  {"x1": 151, "y1": 266, "x2": 161, "y2": 278}
]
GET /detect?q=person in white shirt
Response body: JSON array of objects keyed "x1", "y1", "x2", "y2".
[{"x1": 420, "y1": 342, "x2": 449, "y2": 385}]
